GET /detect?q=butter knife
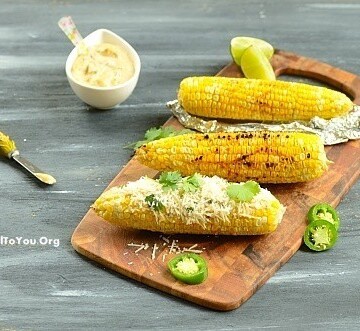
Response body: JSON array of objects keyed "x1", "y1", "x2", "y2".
[{"x1": 0, "y1": 131, "x2": 56, "y2": 185}]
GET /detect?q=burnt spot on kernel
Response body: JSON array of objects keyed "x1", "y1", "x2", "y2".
[
  {"x1": 204, "y1": 134, "x2": 209, "y2": 140},
  {"x1": 263, "y1": 132, "x2": 270, "y2": 140},
  {"x1": 240, "y1": 133, "x2": 254, "y2": 139},
  {"x1": 236, "y1": 154, "x2": 249, "y2": 163},
  {"x1": 265, "y1": 162, "x2": 275, "y2": 168},
  {"x1": 193, "y1": 155, "x2": 204, "y2": 162}
]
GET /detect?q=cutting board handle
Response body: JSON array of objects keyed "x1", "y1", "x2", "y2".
[{"x1": 272, "y1": 50, "x2": 360, "y2": 104}]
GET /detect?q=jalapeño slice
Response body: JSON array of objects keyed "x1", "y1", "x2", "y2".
[
  {"x1": 167, "y1": 253, "x2": 208, "y2": 285},
  {"x1": 304, "y1": 219, "x2": 338, "y2": 252},
  {"x1": 307, "y1": 203, "x2": 340, "y2": 231}
]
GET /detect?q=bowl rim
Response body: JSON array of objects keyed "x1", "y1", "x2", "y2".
[{"x1": 65, "y1": 28, "x2": 141, "y2": 91}]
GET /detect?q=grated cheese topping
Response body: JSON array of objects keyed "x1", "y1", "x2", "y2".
[
  {"x1": 106, "y1": 174, "x2": 283, "y2": 228},
  {"x1": 126, "y1": 235, "x2": 206, "y2": 263}
]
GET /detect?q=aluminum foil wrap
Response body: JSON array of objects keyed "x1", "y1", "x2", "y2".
[{"x1": 166, "y1": 100, "x2": 360, "y2": 145}]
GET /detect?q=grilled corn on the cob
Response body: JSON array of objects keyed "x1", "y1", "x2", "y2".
[
  {"x1": 92, "y1": 174, "x2": 285, "y2": 235},
  {"x1": 135, "y1": 131, "x2": 330, "y2": 183},
  {"x1": 178, "y1": 76, "x2": 353, "y2": 122}
]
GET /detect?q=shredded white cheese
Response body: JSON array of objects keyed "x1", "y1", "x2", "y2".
[
  {"x1": 125, "y1": 235, "x2": 206, "y2": 263},
  {"x1": 109, "y1": 175, "x2": 281, "y2": 228},
  {"x1": 151, "y1": 243, "x2": 159, "y2": 260}
]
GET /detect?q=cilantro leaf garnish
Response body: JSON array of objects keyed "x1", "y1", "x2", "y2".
[
  {"x1": 145, "y1": 194, "x2": 165, "y2": 212},
  {"x1": 159, "y1": 171, "x2": 182, "y2": 191},
  {"x1": 125, "y1": 126, "x2": 192, "y2": 150},
  {"x1": 183, "y1": 173, "x2": 203, "y2": 193},
  {"x1": 226, "y1": 181, "x2": 260, "y2": 202}
]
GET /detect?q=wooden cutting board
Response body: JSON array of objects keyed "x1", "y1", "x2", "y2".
[{"x1": 71, "y1": 50, "x2": 360, "y2": 311}]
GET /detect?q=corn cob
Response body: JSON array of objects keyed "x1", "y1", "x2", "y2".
[
  {"x1": 135, "y1": 131, "x2": 330, "y2": 184},
  {"x1": 177, "y1": 76, "x2": 353, "y2": 122},
  {"x1": 92, "y1": 174, "x2": 286, "y2": 235}
]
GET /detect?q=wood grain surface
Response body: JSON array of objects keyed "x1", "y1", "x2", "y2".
[
  {"x1": 71, "y1": 51, "x2": 360, "y2": 310},
  {"x1": 2, "y1": 1, "x2": 360, "y2": 330}
]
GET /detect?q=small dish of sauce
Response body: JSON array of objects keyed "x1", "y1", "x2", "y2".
[
  {"x1": 65, "y1": 29, "x2": 141, "y2": 109},
  {"x1": 71, "y1": 43, "x2": 135, "y2": 87}
]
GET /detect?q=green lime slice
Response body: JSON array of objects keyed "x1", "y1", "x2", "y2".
[
  {"x1": 230, "y1": 36, "x2": 274, "y2": 66},
  {"x1": 240, "y1": 44, "x2": 276, "y2": 80}
]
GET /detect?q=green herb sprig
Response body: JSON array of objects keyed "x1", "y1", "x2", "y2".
[
  {"x1": 145, "y1": 194, "x2": 165, "y2": 212},
  {"x1": 182, "y1": 173, "x2": 203, "y2": 193},
  {"x1": 125, "y1": 126, "x2": 192, "y2": 150},
  {"x1": 226, "y1": 181, "x2": 260, "y2": 202},
  {"x1": 158, "y1": 171, "x2": 204, "y2": 193},
  {"x1": 159, "y1": 171, "x2": 182, "y2": 191}
]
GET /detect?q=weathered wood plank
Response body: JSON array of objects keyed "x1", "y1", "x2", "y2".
[{"x1": 1, "y1": 0, "x2": 360, "y2": 329}]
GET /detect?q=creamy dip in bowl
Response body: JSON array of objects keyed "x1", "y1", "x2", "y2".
[{"x1": 66, "y1": 29, "x2": 141, "y2": 109}]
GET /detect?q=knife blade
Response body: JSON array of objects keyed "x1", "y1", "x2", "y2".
[
  {"x1": 0, "y1": 131, "x2": 56, "y2": 185},
  {"x1": 10, "y1": 150, "x2": 56, "y2": 185}
]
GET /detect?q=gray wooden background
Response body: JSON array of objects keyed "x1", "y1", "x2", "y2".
[{"x1": 1, "y1": 0, "x2": 359, "y2": 330}]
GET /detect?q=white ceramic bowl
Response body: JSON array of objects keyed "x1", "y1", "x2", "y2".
[{"x1": 65, "y1": 29, "x2": 141, "y2": 109}]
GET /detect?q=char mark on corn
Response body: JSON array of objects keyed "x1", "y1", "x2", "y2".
[{"x1": 135, "y1": 131, "x2": 330, "y2": 184}]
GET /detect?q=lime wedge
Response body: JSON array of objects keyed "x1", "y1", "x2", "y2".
[
  {"x1": 240, "y1": 44, "x2": 276, "y2": 80},
  {"x1": 230, "y1": 36, "x2": 274, "y2": 66}
]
